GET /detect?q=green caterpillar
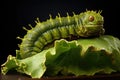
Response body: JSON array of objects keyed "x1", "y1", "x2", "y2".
[{"x1": 17, "y1": 10, "x2": 104, "y2": 59}]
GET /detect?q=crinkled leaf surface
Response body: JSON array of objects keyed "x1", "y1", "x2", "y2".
[
  {"x1": 1, "y1": 35, "x2": 120, "y2": 78},
  {"x1": 1, "y1": 50, "x2": 47, "y2": 78}
]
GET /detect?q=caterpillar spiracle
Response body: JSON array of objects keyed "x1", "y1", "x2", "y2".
[{"x1": 17, "y1": 10, "x2": 104, "y2": 59}]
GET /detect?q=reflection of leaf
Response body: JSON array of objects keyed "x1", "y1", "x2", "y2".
[{"x1": 1, "y1": 35, "x2": 120, "y2": 78}]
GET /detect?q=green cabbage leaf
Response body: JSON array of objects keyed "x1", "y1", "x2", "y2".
[{"x1": 1, "y1": 35, "x2": 120, "y2": 78}]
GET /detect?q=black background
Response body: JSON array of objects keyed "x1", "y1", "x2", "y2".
[{"x1": 1, "y1": 0, "x2": 119, "y2": 65}]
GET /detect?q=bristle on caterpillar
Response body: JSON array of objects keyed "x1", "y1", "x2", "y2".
[
  {"x1": 16, "y1": 36, "x2": 23, "y2": 40},
  {"x1": 35, "y1": 17, "x2": 41, "y2": 26},
  {"x1": 57, "y1": 13, "x2": 62, "y2": 24},
  {"x1": 49, "y1": 14, "x2": 54, "y2": 25},
  {"x1": 23, "y1": 26, "x2": 29, "y2": 31},
  {"x1": 66, "y1": 12, "x2": 70, "y2": 23}
]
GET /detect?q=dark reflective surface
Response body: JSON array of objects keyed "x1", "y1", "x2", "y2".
[{"x1": 1, "y1": 73, "x2": 120, "y2": 80}]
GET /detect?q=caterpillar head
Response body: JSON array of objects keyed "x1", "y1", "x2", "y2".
[{"x1": 77, "y1": 10, "x2": 104, "y2": 37}]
